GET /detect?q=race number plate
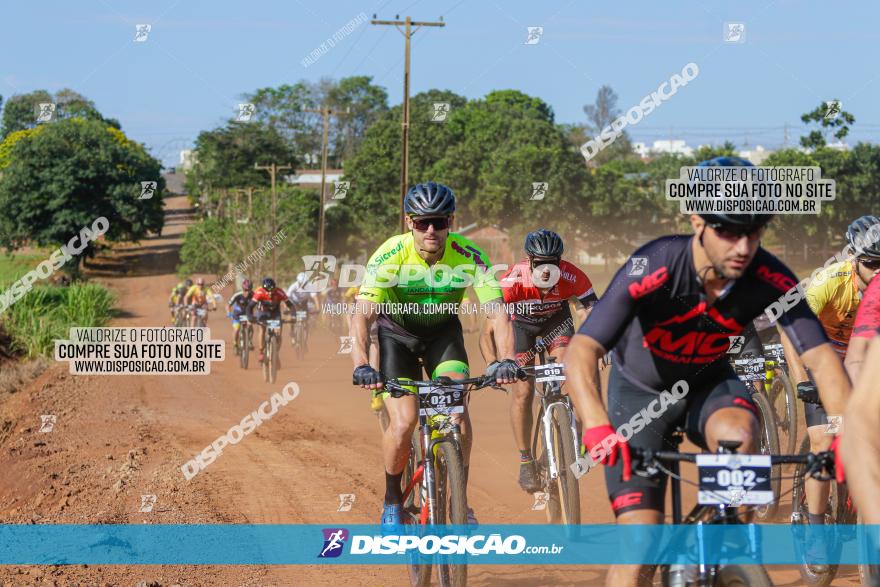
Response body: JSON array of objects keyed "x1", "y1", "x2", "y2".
[
  {"x1": 239, "y1": 315, "x2": 249, "y2": 322},
  {"x1": 535, "y1": 363, "x2": 565, "y2": 383},
  {"x1": 196, "y1": 308, "x2": 207, "y2": 317},
  {"x1": 762, "y1": 343, "x2": 786, "y2": 365},
  {"x1": 733, "y1": 356, "x2": 764, "y2": 382},
  {"x1": 419, "y1": 385, "x2": 465, "y2": 416},
  {"x1": 296, "y1": 310, "x2": 308, "y2": 321},
  {"x1": 267, "y1": 319, "x2": 281, "y2": 331},
  {"x1": 696, "y1": 454, "x2": 773, "y2": 505}
]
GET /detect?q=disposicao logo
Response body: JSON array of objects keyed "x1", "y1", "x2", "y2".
[{"x1": 318, "y1": 528, "x2": 349, "y2": 558}]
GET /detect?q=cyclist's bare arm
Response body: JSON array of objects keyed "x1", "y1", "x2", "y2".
[
  {"x1": 844, "y1": 335, "x2": 869, "y2": 383},
  {"x1": 478, "y1": 316, "x2": 497, "y2": 363},
  {"x1": 485, "y1": 297, "x2": 513, "y2": 359},
  {"x1": 564, "y1": 333, "x2": 609, "y2": 428},
  {"x1": 842, "y1": 336, "x2": 880, "y2": 523},
  {"x1": 350, "y1": 300, "x2": 380, "y2": 384},
  {"x1": 778, "y1": 326, "x2": 810, "y2": 383},
  {"x1": 799, "y1": 342, "x2": 852, "y2": 418}
]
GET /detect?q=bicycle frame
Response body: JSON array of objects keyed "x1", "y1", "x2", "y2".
[{"x1": 532, "y1": 341, "x2": 579, "y2": 483}]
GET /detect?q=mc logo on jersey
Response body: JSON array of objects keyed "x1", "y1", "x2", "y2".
[
  {"x1": 642, "y1": 302, "x2": 743, "y2": 364},
  {"x1": 318, "y1": 528, "x2": 349, "y2": 558},
  {"x1": 628, "y1": 266, "x2": 669, "y2": 299}
]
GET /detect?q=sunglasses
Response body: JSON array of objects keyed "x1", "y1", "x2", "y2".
[
  {"x1": 530, "y1": 257, "x2": 560, "y2": 268},
  {"x1": 707, "y1": 223, "x2": 764, "y2": 240},
  {"x1": 859, "y1": 257, "x2": 880, "y2": 271},
  {"x1": 411, "y1": 216, "x2": 451, "y2": 232}
]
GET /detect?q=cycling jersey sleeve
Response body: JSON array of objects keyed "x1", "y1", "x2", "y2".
[
  {"x1": 576, "y1": 260, "x2": 642, "y2": 352},
  {"x1": 464, "y1": 240, "x2": 503, "y2": 304},
  {"x1": 358, "y1": 235, "x2": 406, "y2": 304},
  {"x1": 804, "y1": 274, "x2": 830, "y2": 316},
  {"x1": 564, "y1": 263, "x2": 599, "y2": 308},
  {"x1": 853, "y1": 277, "x2": 880, "y2": 339}
]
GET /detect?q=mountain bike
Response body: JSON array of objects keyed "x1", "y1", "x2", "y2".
[
  {"x1": 732, "y1": 352, "x2": 781, "y2": 520},
  {"x1": 191, "y1": 304, "x2": 213, "y2": 328},
  {"x1": 522, "y1": 337, "x2": 580, "y2": 526},
  {"x1": 290, "y1": 309, "x2": 309, "y2": 360},
  {"x1": 383, "y1": 373, "x2": 502, "y2": 587},
  {"x1": 235, "y1": 314, "x2": 253, "y2": 369},
  {"x1": 259, "y1": 316, "x2": 286, "y2": 384},
  {"x1": 630, "y1": 430, "x2": 835, "y2": 586},
  {"x1": 762, "y1": 342, "x2": 798, "y2": 455},
  {"x1": 173, "y1": 304, "x2": 189, "y2": 327}
]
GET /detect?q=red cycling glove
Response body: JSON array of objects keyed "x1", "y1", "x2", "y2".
[
  {"x1": 831, "y1": 435, "x2": 845, "y2": 484},
  {"x1": 583, "y1": 424, "x2": 631, "y2": 481}
]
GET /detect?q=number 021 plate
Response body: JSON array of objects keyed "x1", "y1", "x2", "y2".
[
  {"x1": 534, "y1": 363, "x2": 565, "y2": 383},
  {"x1": 696, "y1": 453, "x2": 773, "y2": 505},
  {"x1": 419, "y1": 385, "x2": 464, "y2": 416}
]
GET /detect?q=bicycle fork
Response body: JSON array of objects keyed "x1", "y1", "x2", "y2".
[{"x1": 540, "y1": 399, "x2": 578, "y2": 481}]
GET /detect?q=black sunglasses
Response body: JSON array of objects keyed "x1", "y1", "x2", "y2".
[
  {"x1": 859, "y1": 257, "x2": 880, "y2": 271},
  {"x1": 530, "y1": 257, "x2": 560, "y2": 267},
  {"x1": 411, "y1": 216, "x2": 451, "y2": 232},
  {"x1": 707, "y1": 222, "x2": 764, "y2": 240}
]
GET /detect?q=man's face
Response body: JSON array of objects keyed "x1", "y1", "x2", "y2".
[
  {"x1": 408, "y1": 215, "x2": 452, "y2": 253},
  {"x1": 691, "y1": 215, "x2": 763, "y2": 279},
  {"x1": 529, "y1": 256, "x2": 560, "y2": 286},
  {"x1": 855, "y1": 256, "x2": 880, "y2": 289}
]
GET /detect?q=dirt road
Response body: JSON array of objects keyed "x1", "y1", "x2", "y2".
[{"x1": 0, "y1": 195, "x2": 861, "y2": 585}]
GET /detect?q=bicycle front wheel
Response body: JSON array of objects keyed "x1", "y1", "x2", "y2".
[
  {"x1": 770, "y1": 370, "x2": 798, "y2": 454},
  {"x1": 269, "y1": 335, "x2": 278, "y2": 383},
  {"x1": 550, "y1": 408, "x2": 580, "y2": 525},
  {"x1": 752, "y1": 390, "x2": 781, "y2": 520},
  {"x1": 239, "y1": 327, "x2": 250, "y2": 370},
  {"x1": 434, "y1": 441, "x2": 467, "y2": 587}
]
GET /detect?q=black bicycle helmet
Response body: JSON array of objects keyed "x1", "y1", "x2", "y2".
[
  {"x1": 404, "y1": 181, "x2": 456, "y2": 216},
  {"x1": 262, "y1": 277, "x2": 276, "y2": 290},
  {"x1": 184, "y1": 278, "x2": 193, "y2": 288},
  {"x1": 695, "y1": 156, "x2": 774, "y2": 230},
  {"x1": 847, "y1": 215, "x2": 880, "y2": 258},
  {"x1": 524, "y1": 229, "x2": 564, "y2": 258}
]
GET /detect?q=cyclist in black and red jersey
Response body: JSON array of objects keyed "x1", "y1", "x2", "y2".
[
  {"x1": 564, "y1": 156, "x2": 852, "y2": 587},
  {"x1": 497, "y1": 229, "x2": 598, "y2": 492},
  {"x1": 246, "y1": 277, "x2": 294, "y2": 362}
]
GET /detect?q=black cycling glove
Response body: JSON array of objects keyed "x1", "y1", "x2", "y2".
[
  {"x1": 796, "y1": 381, "x2": 819, "y2": 404},
  {"x1": 353, "y1": 364, "x2": 384, "y2": 386},
  {"x1": 487, "y1": 359, "x2": 525, "y2": 382}
]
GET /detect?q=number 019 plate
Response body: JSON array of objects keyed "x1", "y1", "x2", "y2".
[
  {"x1": 696, "y1": 453, "x2": 773, "y2": 505},
  {"x1": 534, "y1": 363, "x2": 565, "y2": 383}
]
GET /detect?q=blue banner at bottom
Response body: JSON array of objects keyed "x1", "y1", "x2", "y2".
[{"x1": 1, "y1": 524, "x2": 879, "y2": 565}]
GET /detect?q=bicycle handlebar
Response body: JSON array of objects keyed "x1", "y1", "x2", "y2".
[
  {"x1": 382, "y1": 374, "x2": 503, "y2": 398},
  {"x1": 631, "y1": 447, "x2": 836, "y2": 479}
]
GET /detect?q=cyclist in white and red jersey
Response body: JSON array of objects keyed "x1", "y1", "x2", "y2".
[{"x1": 498, "y1": 229, "x2": 598, "y2": 492}]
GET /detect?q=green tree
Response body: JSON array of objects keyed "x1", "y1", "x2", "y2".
[
  {"x1": 326, "y1": 76, "x2": 389, "y2": 164},
  {"x1": 0, "y1": 118, "x2": 164, "y2": 272},
  {"x1": 185, "y1": 121, "x2": 297, "y2": 204},
  {"x1": 581, "y1": 85, "x2": 634, "y2": 164},
  {"x1": 800, "y1": 101, "x2": 855, "y2": 149},
  {"x1": 1, "y1": 89, "x2": 117, "y2": 138}
]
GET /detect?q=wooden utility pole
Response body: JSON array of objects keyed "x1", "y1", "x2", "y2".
[
  {"x1": 371, "y1": 14, "x2": 445, "y2": 231},
  {"x1": 304, "y1": 106, "x2": 347, "y2": 255},
  {"x1": 254, "y1": 162, "x2": 292, "y2": 276}
]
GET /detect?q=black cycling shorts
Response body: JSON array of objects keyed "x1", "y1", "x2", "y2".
[
  {"x1": 804, "y1": 401, "x2": 828, "y2": 428},
  {"x1": 604, "y1": 366, "x2": 758, "y2": 517},
  {"x1": 512, "y1": 307, "x2": 573, "y2": 364},
  {"x1": 378, "y1": 315, "x2": 469, "y2": 381}
]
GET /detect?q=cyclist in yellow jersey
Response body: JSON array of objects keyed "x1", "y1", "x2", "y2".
[
  {"x1": 780, "y1": 215, "x2": 880, "y2": 557},
  {"x1": 183, "y1": 277, "x2": 218, "y2": 326},
  {"x1": 350, "y1": 181, "x2": 521, "y2": 529},
  {"x1": 168, "y1": 278, "x2": 192, "y2": 322}
]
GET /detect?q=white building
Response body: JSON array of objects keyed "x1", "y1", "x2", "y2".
[
  {"x1": 738, "y1": 145, "x2": 774, "y2": 164},
  {"x1": 179, "y1": 149, "x2": 197, "y2": 171}
]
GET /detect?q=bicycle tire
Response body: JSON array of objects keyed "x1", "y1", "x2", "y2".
[
  {"x1": 771, "y1": 370, "x2": 798, "y2": 455},
  {"x1": 792, "y1": 435, "x2": 840, "y2": 587},
  {"x1": 405, "y1": 430, "x2": 431, "y2": 587},
  {"x1": 535, "y1": 412, "x2": 560, "y2": 523},
  {"x1": 262, "y1": 333, "x2": 271, "y2": 383},
  {"x1": 269, "y1": 335, "x2": 278, "y2": 384},
  {"x1": 435, "y1": 441, "x2": 467, "y2": 587},
  {"x1": 240, "y1": 326, "x2": 250, "y2": 370},
  {"x1": 858, "y1": 514, "x2": 880, "y2": 587},
  {"x1": 752, "y1": 390, "x2": 781, "y2": 520},
  {"x1": 716, "y1": 564, "x2": 773, "y2": 587},
  {"x1": 550, "y1": 408, "x2": 581, "y2": 525}
]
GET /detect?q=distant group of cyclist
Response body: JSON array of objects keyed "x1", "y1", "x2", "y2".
[{"x1": 341, "y1": 159, "x2": 880, "y2": 587}]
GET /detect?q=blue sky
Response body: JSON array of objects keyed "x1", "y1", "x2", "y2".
[{"x1": 3, "y1": 0, "x2": 879, "y2": 167}]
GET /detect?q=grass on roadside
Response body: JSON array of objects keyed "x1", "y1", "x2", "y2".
[{"x1": 2, "y1": 283, "x2": 116, "y2": 358}]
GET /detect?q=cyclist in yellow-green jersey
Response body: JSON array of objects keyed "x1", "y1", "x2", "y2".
[{"x1": 350, "y1": 181, "x2": 522, "y2": 528}]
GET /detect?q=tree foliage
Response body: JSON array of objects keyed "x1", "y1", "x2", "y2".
[
  {"x1": 800, "y1": 101, "x2": 855, "y2": 149},
  {"x1": 0, "y1": 118, "x2": 164, "y2": 262}
]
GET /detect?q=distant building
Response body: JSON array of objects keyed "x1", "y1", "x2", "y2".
[
  {"x1": 179, "y1": 150, "x2": 197, "y2": 171},
  {"x1": 285, "y1": 169, "x2": 345, "y2": 189},
  {"x1": 738, "y1": 145, "x2": 774, "y2": 164},
  {"x1": 635, "y1": 140, "x2": 694, "y2": 158}
]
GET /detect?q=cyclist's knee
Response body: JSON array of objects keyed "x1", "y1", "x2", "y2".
[
  {"x1": 387, "y1": 417, "x2": 416, "y2": 443},
  {"x1": 510, "y1": 379, "x2": 532, "y2": 404},
  {"x1": 807, "y1": 425, "x2": 833, "y2": 450},
  {"x1": 705, "y1": 408, "x2": 757, "y2": 452}
]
